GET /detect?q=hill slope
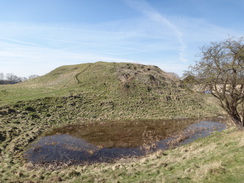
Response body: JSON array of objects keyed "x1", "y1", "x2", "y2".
[
  {"x1": 0, "y1": 62, "x2": 221, "y2": 121},
  {"x1": 0, "y1": 62, "x2": 233, "y2": 183},
  {"x1": 0, "y1": 62, "x2": 222, "y2": 161}
]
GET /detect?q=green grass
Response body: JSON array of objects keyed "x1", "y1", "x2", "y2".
[
  {"x1": 0, "y1": 62, "x2": 222, "y2": 121},
  {"x1": 0, "y1": 61, "x2": 234, "y2": 183},
  {"x1": 70, "y1": 128, "x2": 244, "y2": 183},
  {"x1": 1, "y1": 127, "x2": 242, "y2": 183}
]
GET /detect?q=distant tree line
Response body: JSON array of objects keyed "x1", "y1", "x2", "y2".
[{"x1": 0, "y1": 73, "x2": 39, "y2": 84}]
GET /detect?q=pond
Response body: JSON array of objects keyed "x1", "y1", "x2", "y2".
[{"x1": 24, "y1": 120, "x2": 226, "y2": 165}]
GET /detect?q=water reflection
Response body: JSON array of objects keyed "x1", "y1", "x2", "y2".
[
  {"x1": 24, "y1": 121, "x2": 226, "y2": 165},
  {"x1": 25, "y1": 134, "x2": 145, "y2": 164},
  {"x1": 156, "y1": 121, "x2": 226, "y2": 149}
]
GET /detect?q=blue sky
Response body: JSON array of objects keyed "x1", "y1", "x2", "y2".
[{"x1": 0, "y1": 0, "x2": 243, "y2": 77}]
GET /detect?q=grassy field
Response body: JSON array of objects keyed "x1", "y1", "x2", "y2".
[
  {"x1": 1, "y1": 126, "x2": 243, "y2": 183},
  {"x1": 72, "y1": 128, "x2": 244, "y2": 183},
  {"x1": 1, "y1": 62, "x2": 242, "y2": 183}
]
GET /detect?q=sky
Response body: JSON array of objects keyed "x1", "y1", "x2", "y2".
[{"x1": 0, "y1": 0, "x2": 243, "y2": 77}]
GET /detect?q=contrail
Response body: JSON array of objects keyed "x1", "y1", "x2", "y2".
[
  {"x1": 0, "y1": 36, "x2": 40, "y2": 47},
  {"x1": 124, "y1": 0, "x2": 187, "y2": 63}
]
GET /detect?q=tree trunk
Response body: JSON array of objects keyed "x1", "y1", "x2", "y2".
[
  {"x1": 220, "y1": 98, "x2": 243, "y2": 128},
  {"x1": 230, "y1": 113, "x2": 244, "y2": 129}
]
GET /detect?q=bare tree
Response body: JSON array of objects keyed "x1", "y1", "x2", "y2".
[
  {"x1": 0, "y1": 73, "x2": 39, "y2": 84},
  {"x1": 0, "y1": 73, "x2": 4, "y2": 80},
  {"x1": 28, "y1": 75, "x2": 39, "y2": 80},
  {"x1": 5, "y1": 73, "x2": 22, "y2": 84},
  {"x1": 187, "y1": 37, "x2": 244, "y2": 128},
  {"x1": 21, "y1": 77, "x2": 28, "y2": 82}
]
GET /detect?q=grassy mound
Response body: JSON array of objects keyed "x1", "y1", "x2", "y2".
[
  {"x1": 0, "y1": 62, "x2": 221, "y2": 121},
  {"x1": 0, "y1": 61, "x2": 228, "y2": 182},
  {"x1": 0, "y1": 62, "x2": 222, "y2": 157}
]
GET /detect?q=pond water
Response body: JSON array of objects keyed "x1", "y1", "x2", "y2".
[
  {"x1": 24, "y1": 120, "x2": 226, "y2": 165},
  {"x1": 155, "y1": 121, "x2": 226, "y2": 150}
]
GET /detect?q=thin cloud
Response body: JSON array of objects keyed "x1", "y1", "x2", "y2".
[
  {"x1": 0, "y1": 21, "x2": 173, "y2": 61},
  {"x1": 0, "y1": 37, "x2": 139, "y2": 77},
  {"x1": 0, "y1": 2, "x2": 241, "y2": 77},
  {"x1": 0, "y1": 36, "x2": 40, "y2": 47},
  {"x1": 124, "y1": 0, "x2": 188, "y2": 63}
]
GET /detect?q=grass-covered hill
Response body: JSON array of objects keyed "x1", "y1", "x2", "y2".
[
  {"x1": 0, "y1": 61, "x2": 220, "y2": 121},
  {"x1": 1, "y1": 61, "x2": 237, "y2": 183}
]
